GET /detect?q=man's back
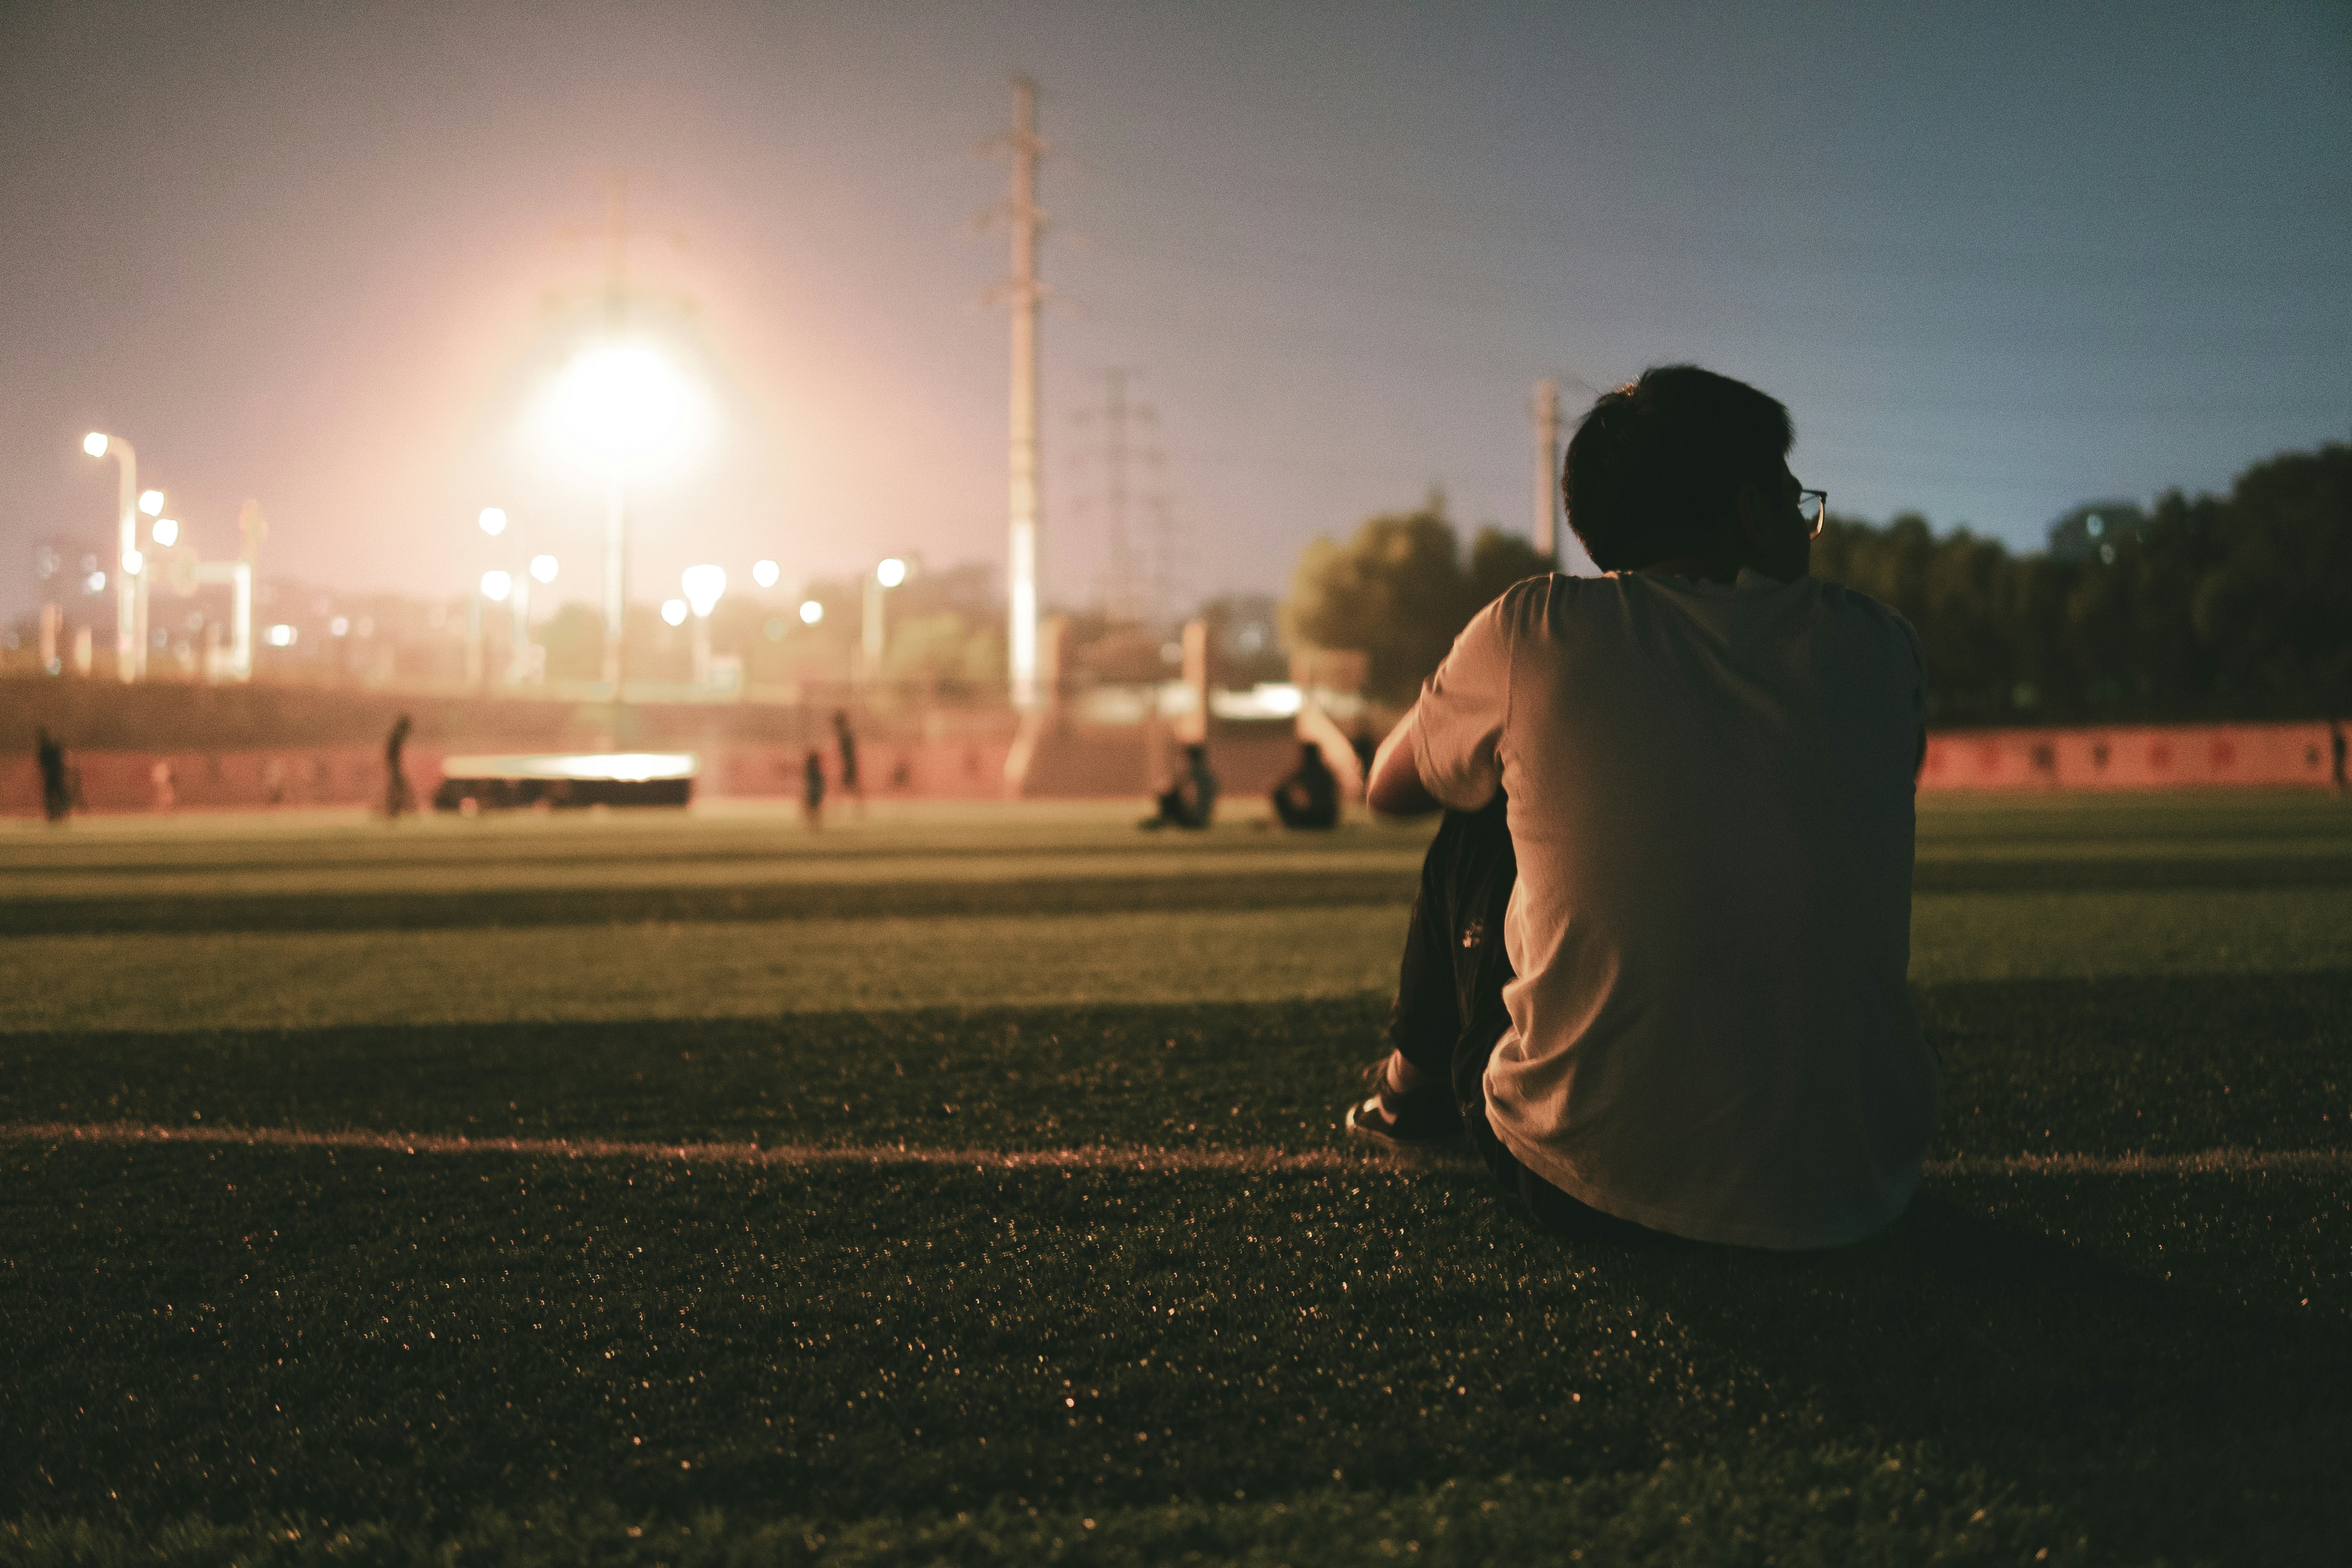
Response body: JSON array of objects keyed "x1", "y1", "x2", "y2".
[{"x1": 1415, "y1": 569, "x2": 1937, "y2": 1248}]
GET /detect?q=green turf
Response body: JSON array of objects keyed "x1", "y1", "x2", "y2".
[
  {"x1": 4, "y1": 982, "x2": 2348, "y2": 1160},
  {"x1": 4, "y1": 793, "x2": 2348, "y2": 1564}
]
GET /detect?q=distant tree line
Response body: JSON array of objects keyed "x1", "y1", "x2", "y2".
[{"x1": 1283, "y1": 443, "x2": 2351, "y2": 724}]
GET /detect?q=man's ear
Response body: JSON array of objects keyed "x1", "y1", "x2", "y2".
[{"x1": 1730, "y1": 481, "x2": 1773, "y2": 561}]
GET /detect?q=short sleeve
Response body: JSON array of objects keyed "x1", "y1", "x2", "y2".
[{"x1": 1411, "y1": 595, "x2": 1512, "y2": 811}]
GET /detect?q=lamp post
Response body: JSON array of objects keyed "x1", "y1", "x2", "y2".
[
  {"x1": 82, "y1": 432, "x2": 139, "y2": 682},
  {"x1": 862, "y1": 556, "x2": 908, "y2": 688},
  {"x1": 682, "y1": 564, "x2": 726, "y2": 689}
]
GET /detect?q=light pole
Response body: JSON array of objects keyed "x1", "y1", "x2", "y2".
[
  {"x1": 82, "y1": 432, "x2": 139, "y2": 682},
  {"x1": 862, "y1": 556, "x2": 908, "y2": 688},
  {"x1": 682, "y1": 564, "x2": 726, "y2": 689}
]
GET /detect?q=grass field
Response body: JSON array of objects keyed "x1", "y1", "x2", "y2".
[{"x1": 3, "y1": 792, "x2": 2349, "y2": 1565}]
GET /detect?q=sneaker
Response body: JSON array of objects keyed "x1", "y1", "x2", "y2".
[{"x1": 1344, "y1": 1057, "x2": 1461, "y2": 1150}]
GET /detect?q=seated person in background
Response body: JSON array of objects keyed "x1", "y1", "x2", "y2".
[
  {"x1": 1347, "y1": 364, "x2": 1938, "y2": 1251},
  {"x1": 1141, "y1": 742, "x2": 1219, "y2": 830},
  {"x1": 1272, "y1": 740, "x2": 1341, "y2": 829}
]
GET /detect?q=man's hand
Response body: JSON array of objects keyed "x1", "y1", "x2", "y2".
[{"x1": 1367, "y1": 708, "x2": 1444, "y2": 817}]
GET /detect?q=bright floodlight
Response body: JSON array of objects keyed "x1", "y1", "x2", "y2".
[
  {"x1": 752, "y1": 558, "x2": 780, "y2": 589},
  {"x1": 479, "y1": 507, "x2": 508, "y2": 537},
  {"x1": 681, "y1": 564, "x2": 726, "y2": 618},
  {"x1": 481, "y1": 570, "x2": 513, "y2": 603},
  {"x1": 661, "y1": 598, "x2": 689, "y2": 627},
  {"x1": 799, "y1": 599, "x2": 824, "y2": 626},
  {"x1": 139, "y1": 490, "x2": 165, "y2": 517},
  {"x1": 152, "y1": 518, "x2": 180, "y2": 548},
  {"x1": 530, "y1": 554, "x2": 559, "y2": 584},
  {"x1": 539, "y1": 340, "x2": 706, "y2": 478},
  {"x1": 877, "y1": 557, "x2": 907, "y2": 588},
  {"x1": 83, "y1": 432, "x2": 109, "y2": 457},
  {"x1": 123, "y1": 548, "x2": 145, "y2": 575}
]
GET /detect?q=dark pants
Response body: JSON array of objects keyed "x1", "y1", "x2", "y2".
[{"x1": 1388, "y1": 798, "x2": 1651, "y2": 1243}]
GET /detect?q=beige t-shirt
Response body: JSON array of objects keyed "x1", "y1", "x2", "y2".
[{"x1": 1412, "y1": 569, "x2": 1938, "y2": 1249}]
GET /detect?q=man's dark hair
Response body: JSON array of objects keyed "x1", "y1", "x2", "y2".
[{"x1": 1563, "y1": 365, "x2": 1793, "y2": 571}]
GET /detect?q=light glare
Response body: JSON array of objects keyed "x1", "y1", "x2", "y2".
[
  {"x1": 681, "y1": 564, "x2": 726, "y2": 617},
  {"x1": 479, "y1": 507, "x2": 508, "y2": 537},
  {"x1": 530, "y1": 554, "x2": 559, "y2": 584},
  {"x1": 539, "y1": 341, "x2": 707, "y2": 479},
  {"x1": 138, "y1": 490, "x2": 165, "y2": 517},
  {"x1": 752, "y1": 559, "x2": 780, "y2": 589},
  {"x1": 152, "y1": 518, "x2": 180, "y2": 548},
  {"x1": 798, "y1": 599, "x2": 824, "y2": 626},
  {"x1": 123, "y1": 549, "x2": 144, "y2": 575},
  {"x1": 265, "y1": 624, "x2": 296, "y2": 648},
  {"x1": 83, "y1": 432, "x2": 109, "y2": 457},
  {"x1": 877, "y1": 557, "x2": 907, "y2": 588},
  {"x1": 661, "y1": 598, "x2": 688, "y2": 627},
  {"x1": 481, "y1": 570, "x2": 513, "y2": 603}
]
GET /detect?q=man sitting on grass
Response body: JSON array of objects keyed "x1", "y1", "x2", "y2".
[{"x1": 1347, "y1": 364, "x2": 1939, "y2": 1250}]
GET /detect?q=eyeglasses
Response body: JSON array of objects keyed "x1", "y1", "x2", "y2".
[{"x1": 1796, "y1": 487, "x2": 1829, "y2": 537}]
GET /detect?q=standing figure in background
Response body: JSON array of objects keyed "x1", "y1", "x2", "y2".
[
  {"x1": 802, "y1": 747, "x2": 827, "y2": 830},
  {"x1": 383, "y1": 713, "x2": 414, "y2": 819},
  {"x1": 35, "y1": 728, "x2": 70, "y2": 823},
  {"x1": 1141, "y1": 742, "x2": 1219, "y2": 830},
  {"x1": 832, "y1": 710, "x2": 864, "y2": 818},
  {"x1": 149, "y1": 759, "x2": 176, "y2": 812},
  {"x1": 1272, "y1": 740, "x2": 1341, "y2": 829},
  {"x1": 2333, "y1": 718, "x2": 2347, "y2": 792}
]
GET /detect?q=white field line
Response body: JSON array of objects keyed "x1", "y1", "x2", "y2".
[{"x1": 2, "y1": 1120, "x2": 2347, "y2": 1178}]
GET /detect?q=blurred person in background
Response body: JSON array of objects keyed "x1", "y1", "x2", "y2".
[
  {"x1": 1272, "y1": 740, "x2": 1340, "y2": 829},
  {"x1": 1141, "y1": 742, "x2": 1218, "y2": 830},
  {"x1": 802, "y1": 747, "x2": 828, "y2": 830},
  {"x1": 36, "y1": 728, "x2": 69, "y2": 823},
  {"x1": 1347, "y1": 365, "x2": 1936, "y2": 1252},
  {"x1": 383, "y1": 714, "x2": 414, "y2": 819}
]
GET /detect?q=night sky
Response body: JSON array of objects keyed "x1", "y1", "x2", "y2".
[{"x1": 4, "y1": 0, "x2": 2346, "y2": 622}]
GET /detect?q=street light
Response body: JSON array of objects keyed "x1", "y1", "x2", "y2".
[
  {"x1": 752, "y1": 559, "x2": 780, "y2": 589},
  {"x1": 862, "y1": 555, "x2": 912, "y2": 686},
  {"x1": 152, "y1": 518, "x2": 180, "y2": 548},
  {"x1": 82, "y1": 431, "x2": 141, "y2": 681},
  {"x1": 481, "y1": 570, "x2": 514, "y2": 602},
  {"x1": 530, "y1": 554, "x2": 559, "y2": 584},
  {"x1": 479, "y1": 507, "x2": 508, "y2": 537},
  {"x1": 799, "y1": 599, "x2": 824, "y2": 626},
  {"x1": 681, "y1": 564, "x2": 725, "y2": 688},
  {"x1": 539, "y1": 339, "x2": 708, "y2": 696},
  {"x1": 139, "y1": 490, "x2": 165, "y2": 517},
  {"x1": 661, "y1": 599, "x2": 688, "y2": 627}
]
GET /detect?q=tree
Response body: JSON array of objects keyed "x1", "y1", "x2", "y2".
[{"x1": 1281, "y1": 495, "x2": 1552, "y2": 703}]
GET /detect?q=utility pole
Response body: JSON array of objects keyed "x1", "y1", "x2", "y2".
[
  {"x1": 986, "y1": 77, "x2": 1047, "y2": 709},
  {"x1": 1532, "y1": 377, "x2": 1561, "y2": 563}
]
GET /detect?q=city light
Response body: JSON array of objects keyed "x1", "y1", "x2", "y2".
[
  {"x1": 481, "y1": 570, "x2": 514, "y2": 603},
  {"x1": 681, "y1": 564, "x2": 726, "y2": 618},
  {"x1": 661, "y1": 599, "x2": 688, "y2": 627},
  {"x1": 479, "y1": 507, "x2": 508, "y2": 537},
  {"x1": 139, "y1": 490, "x2": 165, "y2": 517},
  {"x1": 752, "y1": 559, "x2": 780, "y2": 589},
  {"x1": 530, "y1": 554, "x2": 559, "y2": 584},
  {"x1": 123, "y1": 548, "x2": 144, "y2": 575},
  {"x1": 152, "y1": 518, "x2": 179, "y2": 547},
  {"x1": 799, "y1": 599, "x2": 824, "y2": 626},
  {"x1": 82, "y1": 432, "x2": 109, "y2": 457},
  {"x1": 538, "y1": 341, "x2": 707, "y2": 478},
  {"x1": 877, "y1": 556, "x2": 908, "y2": 588},
  {"x1": 264, "y1": 624, "x2": 296, "y2": 648}
]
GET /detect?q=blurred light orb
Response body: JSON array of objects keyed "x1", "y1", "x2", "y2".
[
  {"x1": 123, "y1": 548, "x2": 145, "y2": 575},
  {"x1": 798, "y1": 599, "x2": 824, "y2": 626},
  {"x1": 530, "y1": 554, "x2": 559, "y2": 584},
  {"x1": 661, "y1": 599, "x2": 689, "y2": 627},
  {"x1": 877, "y1": 557, "x2": 907, "y2": 588},
  {"x1": 481, "y1": 570, "x2": 513, "y2": 603},
  {"x1": 265, "y1": 624, "x2": 296, "y2": 648},
  {"x1": 138, "y1": 490, "x2": 165, "y2": 517},
  {"x1": 479, "y1": 507, "x2": 508, "y2": 537},
  {"x1": 152, "y1": 518, "x2": 180, "y2": 548},
  {"x1": 85, "y1": 571, "x2": 107, "y2": 593},
  {"x1": 83, "y1": 432, "x2": 110, "y2": 457},
  {"x1": 752, "y1": 559, "x2": 780, "y2": 589},
  {"x1": 329, "y1": 616, "x2": 350, "y2": 637},
  {"x1": 681, "y1": 564, "x2": 726, "y2": 618},
  {"x1": 540, "y1": 341, "x2": 707, "y2": 479}
]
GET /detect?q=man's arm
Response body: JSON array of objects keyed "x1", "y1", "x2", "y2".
[{"x1": 1367, "y1": 708, "x2": 1444, "y2": 817}]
